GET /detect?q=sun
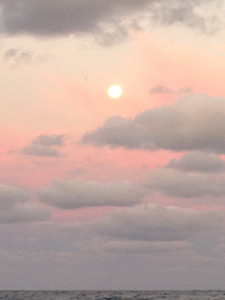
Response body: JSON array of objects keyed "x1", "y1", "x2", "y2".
[{"x1": 108, "y1": 84, "x2": 123, "y2": 99}]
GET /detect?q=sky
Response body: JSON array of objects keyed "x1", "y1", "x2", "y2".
[{"x1": 1, "y1": 0, "x2": 225, "y2": 290}]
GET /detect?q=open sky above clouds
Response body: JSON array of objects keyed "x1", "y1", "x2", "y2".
[{"x1": 1, "y1": 0, "x2": 225, "y2": 290}]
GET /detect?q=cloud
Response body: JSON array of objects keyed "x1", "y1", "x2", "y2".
[
  {"x1": 0, "y1": 0, "x2": 149, "y2": 37},
  {"x1": 180, "y1": 88, "x2": 193, "y2": 94},
  {"x1": 104, "y1": 240, "x2": 191, "y2": 254},
  {"x1": 82, "y1": 94, "x2": 225, "y2": 154},
  {"x1": 94, "y1": 23, "x2": 128, "y2": 47},
  {"x1": 2, "y1": 48, "x2": 47, "y2": 67},
  {"x1": 22, "y1": 146, "x2": 64, "y2": 157},
  {"x1": 3, "y1": 48, "x2": 32, "y2": 64},
  {"x1": 145, "y1": 152, "x2": 225, "y2": 200},
  {"x1": 150, "y1": 85, "x2": 173, "y2": 94},
  {"x1": 0, "y1": 185, "x2": 28, "y2": 208},
  {"x1": 0, "y1": 203, "x2": 224, "y2": 289},
  {"x1": 22, "y1": 134, "x2": 66, "y2": 157},
  {"x1": 0, "y1": 185, "x2": 50, "y2": 223},
  {"x1": 70, "y1": 168, "x2": 85, "y2": 176},
  {"x1": 0, "y1": 203, "x2": 50, "y2": 223},
  {"x1": 149, "y1": 0, "x2": 221, "y2": 33},
  {"x1": 167, "y1": 152, "x2": 225, "y2": 173},
  {"x1": 39, "y1": 179, "x2": 145, "y2": 209},
  {"x1": 92, "y1": 203, "x2": 224, "y2": 241},
  {"x1": 32, "y1": 134, "x2": 65, "y2": 147},
  {"x1": 147, "y1": 169, "x2": 225, "y2": 198},
  {"x1": 150, "y1": 85, "x2": 192, "y2": 95},
  {"x1": 0, "y1": 0, "x2": 222, "y2": 40},
  {"x1": 18, "y1": 203, "x2": 222, "y2": 254}
]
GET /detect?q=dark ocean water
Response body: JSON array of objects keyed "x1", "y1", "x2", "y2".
[{"x1": 0, "y1": 290, "x2": 224, "y2": 300}]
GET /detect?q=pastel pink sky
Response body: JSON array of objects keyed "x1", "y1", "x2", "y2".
[{"x1": 1, "y1": 0, "x2": 225, "y2": 290}]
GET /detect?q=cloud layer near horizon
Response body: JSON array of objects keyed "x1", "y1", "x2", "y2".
[
  {"x1": 90, "y1": 203, "x2": 224, "y2": 241},
  {"x1": 0, "y1": 185, "x2": 49, "y2": 223}
]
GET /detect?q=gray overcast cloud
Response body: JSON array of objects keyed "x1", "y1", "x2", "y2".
[
  {"x1": 147, "y1": 169, "x2": 225, "y2": 199},
  {"x1": 39, "y1": 179, "x2": 145, "y2": 209},
  {"x1": 0, "y1": 0, "x2": 221, "y2": 38},
  {"x1": 167, "y1": 152, "x2": 225, "y2": 173},
  {"x1": 91, "y1": 203, "x2": 224, "y2": 241},
  {"x1": 0, "y1": 185, "x2": 50, "y2": 223},
  {"x1": 82, "y1": 94, "x2": 225, "y2": 153}
]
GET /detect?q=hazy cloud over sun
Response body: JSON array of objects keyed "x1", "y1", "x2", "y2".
[
  {"x1": 22, "y1": 134, "x2": 66, "y2": 157},
  {"x1": 82, "y1": 94, "x2": 225, "y2": 154}
]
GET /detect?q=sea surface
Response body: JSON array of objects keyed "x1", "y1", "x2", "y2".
[{"x1": 0, "y1": 290, "x2": 225, "y2": 300}]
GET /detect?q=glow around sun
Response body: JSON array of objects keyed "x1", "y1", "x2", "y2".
[{"x1": 108, "y1": 84, "x2": 123, "y2": 99}]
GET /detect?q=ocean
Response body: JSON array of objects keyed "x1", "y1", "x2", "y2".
[{"x1": 0, "y1": 290, "x2": 224, "y2": 300}]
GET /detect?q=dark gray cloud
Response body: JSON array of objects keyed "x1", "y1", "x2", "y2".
[
  {"x1": 82, "y1": 94, "x2": 225, "y2": 154},
  {"x1": 0, "y1": 0, "x2": 221, "y2": 40},
  {"x1": 39, "y1": 179, "x2": 145, "y2": 209},
  {"x1": 0, "y1": 185, "x2": 50, "y2": 223},
  {"x1": 22, "y1": 134, "x2": 66, "y2": 157},
  {"x1": 92, "y1": 203, "x2": 224, "y2": 241},
  {"x1": 0, "y1": 0, "x2": 149, "y2": 37},
  {"x1": 147, "y1": 169, "x2": 225, "y2": 199},
  {"x1": 167, "y1": 152, "x2": 225, "y2": 173}
]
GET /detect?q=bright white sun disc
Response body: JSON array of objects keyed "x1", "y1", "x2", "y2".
[{"x1": 108, "y1": 84, "x2": 123, "y2": 99}]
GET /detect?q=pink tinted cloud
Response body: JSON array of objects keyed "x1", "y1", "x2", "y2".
[{"x1": 134, "y1": 31, "x2": 225, "y2": 98}]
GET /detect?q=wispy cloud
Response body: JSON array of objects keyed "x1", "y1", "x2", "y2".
[
  {"x1": 150, "y1": 85, "x2": 192, "y2": 94},
  {"x1": 22, "y1": 134, "x2": 66, "y2": 158},
  {"x1": 2, "y1": 48, "x2": 46, "y2": 66}
]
